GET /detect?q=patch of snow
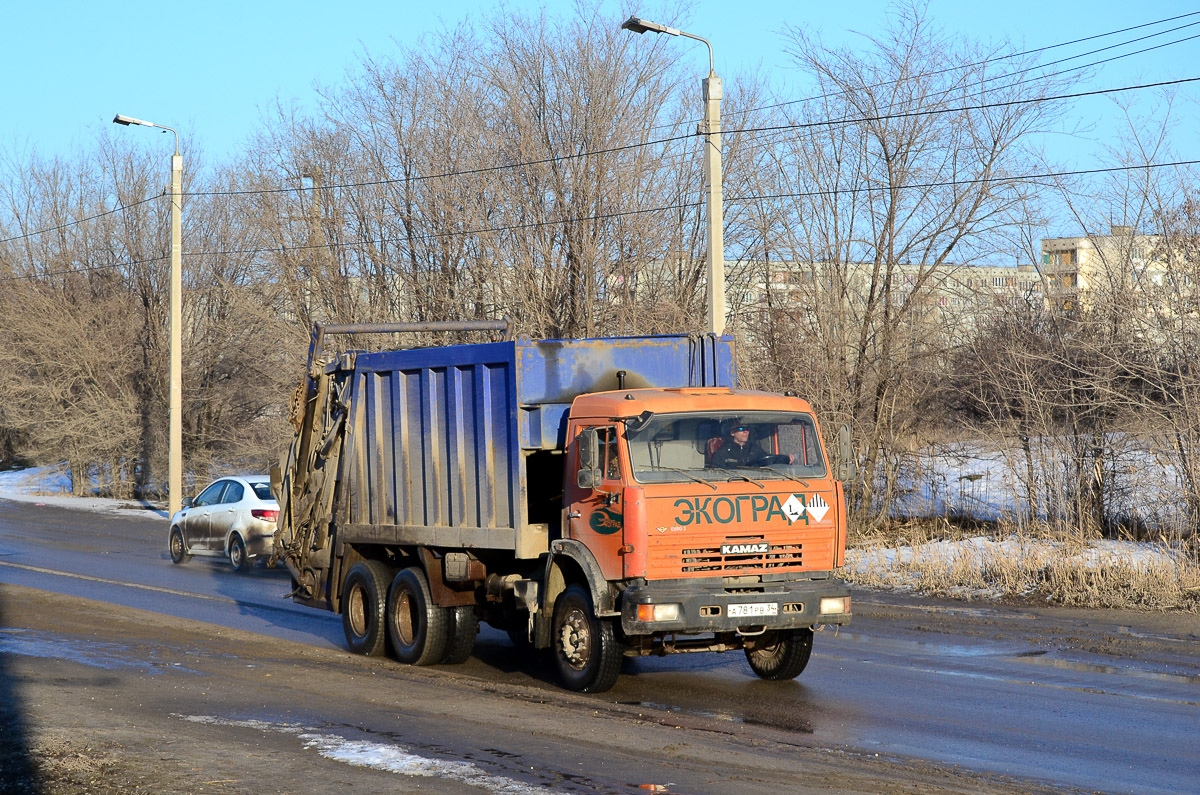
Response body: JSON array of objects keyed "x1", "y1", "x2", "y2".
[
  {"x1": 0, "y1": 465, "x2": 166, "y2": 519},
  {"x1": 176, "y1": 715, "x2": 557, "y2": 794},
  {"x1": 847, "y1": 535, "x2": 1185, "y2": 573}
]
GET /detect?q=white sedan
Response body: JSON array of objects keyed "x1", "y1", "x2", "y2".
[{"x1": 168, "y1": 475, "x2": 278, "y2": 572}]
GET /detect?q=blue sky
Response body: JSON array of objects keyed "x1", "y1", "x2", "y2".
[{"x1": 4, "y1": 2, "x2": 1198, "y2": 192}]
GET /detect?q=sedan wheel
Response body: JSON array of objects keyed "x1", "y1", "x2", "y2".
[
  {"x1": 169, "y1": 527, "x2": 190, "y2": 564},
  {"x1": 228, "y1": 534, "x2": 250, "y2": 572}
]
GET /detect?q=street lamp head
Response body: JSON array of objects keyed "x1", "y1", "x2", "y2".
[
  {"x1": 113, "y1": 113, "x2": 179, "y2": 154},
  {"x1": 113, "y1": 114, "x2": 154, "y2": 127},
  {"x1": 620, "y1": 16, "x2": 713, "y2": 73},
  {"x1": 621, "y1": 16, "x2": 680, "y2": 36}
]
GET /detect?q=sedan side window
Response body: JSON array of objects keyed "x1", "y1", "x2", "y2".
[
  {"x1": 223, "y1": 482, "x2": 244, "y2": 504},
  {"x1": 194, "y1": 481, "x2": 226, "y2": 507}
]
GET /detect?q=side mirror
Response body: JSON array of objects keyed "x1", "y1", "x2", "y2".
[
  {"x1": 576, "y1": 428, "x2": 601, "y2": 489},
  {"x1": 181, "y1": 496, "x2": 194, "y2": 509},
  {"x1": 837, "y1": 424, "x2": 857, "y2": 482}
]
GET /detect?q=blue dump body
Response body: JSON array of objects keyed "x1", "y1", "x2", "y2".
[{"x1": 335, "y1": 334, "x2": 734, "y2": 557}]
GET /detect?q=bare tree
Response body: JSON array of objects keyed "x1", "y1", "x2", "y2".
[{"x1": 736, "y1": 2, "x2": 1070, "y2": 524}]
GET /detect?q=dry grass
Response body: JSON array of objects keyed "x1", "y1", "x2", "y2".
[{"x1": 843, "y1": 520, "x2": 1200, "y2": 611}]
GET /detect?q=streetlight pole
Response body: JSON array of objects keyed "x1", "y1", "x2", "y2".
[
  {"x1": 621, "y1": 16, "x2": 726, "y2": 337},
  {"x1": 113, "y1": 114, "x2": 183, "y2": 516}
]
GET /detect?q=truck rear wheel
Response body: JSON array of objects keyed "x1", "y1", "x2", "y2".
[
  {"x1": 745, "y1": 628, "x2": 813, "y2": 681},
  {"x1": 386, "y1": 567, "x2": 450, "y2": 666},
  {"x1": 440, "y1": 605, "x2": 478, "y2": 665},
  {"x1": 552, "y1": 584, "x2": 622, "y2": 693},
  {"x1": 341, "y1": 560, "x2": 391, "y2": 657}
]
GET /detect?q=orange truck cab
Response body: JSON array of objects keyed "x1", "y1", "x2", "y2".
[{"x1": 556, "y1": 387, "x2": 851, "y2": 688}]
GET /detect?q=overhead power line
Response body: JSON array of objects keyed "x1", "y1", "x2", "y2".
[
  {"x1": 724, "y1": 76, "x2": 1200, "y2": 137},
  {"x1": 0, "y1": 194, "x2": 160, "y2": 246},
  {"x1": 732, "y1": 160, "x2": 1200, "y2": 204},
  {"x1": 187, "y1": 75, "x2": 1200, "y2": 202},
  {"x1": 3, "y1": 18, "x2": 1199, "y2": 246},
  {"x1": 0, "y1": 253, "x2": 168, "y2": 284},
  {"x1": 734, "y1": 10, "x2": 1200, "y2": 119},
  {"x1": 5, "y1": 157, "x2": 1194, "y2": 284},
  {"x1": 664, "y1": 37, "x2": 1200, "y2": 177}
]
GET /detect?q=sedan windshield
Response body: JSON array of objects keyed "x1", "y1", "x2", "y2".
[{"x1": 626, "y1": 411, "x2": 827, "y2": 484}]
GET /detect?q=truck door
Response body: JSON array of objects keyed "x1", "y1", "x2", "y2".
[{"x1": 566, "y1": 425, "x2": 627, "y2": 582}]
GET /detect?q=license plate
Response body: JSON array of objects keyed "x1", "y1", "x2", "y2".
[{"x1": 728, "y1": 602, "x2": 778, "y2": 618}]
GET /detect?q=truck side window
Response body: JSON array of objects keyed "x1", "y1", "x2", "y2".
[{"x1": 599, "y1": 426, "x2": 621, "y2": 480}]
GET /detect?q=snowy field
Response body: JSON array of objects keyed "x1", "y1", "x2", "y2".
[
  {"x1": 846, "y1": 534, "x2": 1193, "y2": 601},
  {"x1": 0, "y1": 465, "x2": 168, "y2": 519}
]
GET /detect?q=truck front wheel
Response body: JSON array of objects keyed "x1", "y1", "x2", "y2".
[
  {"x1": 387, "y1": 567, "x2": 450, "y2": 665},
  {"x1": 552, "y1": 584, "x2": 622, "y2": 693},
  {"x1": 341, "y1": 560, "x2": 391, "y2": 657},
  {"x1": 745, "y1": 628, "x2": 813, "y2": 680}
]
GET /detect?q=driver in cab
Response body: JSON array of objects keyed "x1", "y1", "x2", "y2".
[{"x1": 710, "y1": 421, "x2": 794, "y2": 469}]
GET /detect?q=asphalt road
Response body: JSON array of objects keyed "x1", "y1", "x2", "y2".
[{"x1": 1, "y1": 498, "x2": 1198, "y2": 793}]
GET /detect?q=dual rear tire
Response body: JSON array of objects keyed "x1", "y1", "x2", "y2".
[{"x1": 340, "y1": 561, "x2": 477, "y2": 665}]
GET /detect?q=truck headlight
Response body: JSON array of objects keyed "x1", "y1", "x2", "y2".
[
  {"x1": 637, "y1": 603, "x2": 681, "y2": 622},
  {"x1": 819, "y1": 596, "x2": 850, "y2": 615}
]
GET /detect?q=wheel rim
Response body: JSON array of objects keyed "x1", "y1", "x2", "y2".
[
  {"x1": 558, "y1": 607, "x2": 592, "y2": 670},
  {"x1": 170, "y1": 532, "x2": 183, "y2": 559},
  {"x1": 394, "y1": 591, "x2": 416, "y2": 646},
  {"x1": 230, "y1": 540, "x2": 244, "y2": 567},
  {"x1": 752, "y1": 634, "x2": 785, "y2": 661},
  {"x1": 347, "y1": 585, "x2": 367, "y2": 637}
]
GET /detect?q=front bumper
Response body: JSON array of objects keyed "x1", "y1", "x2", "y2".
[{"x1": 620, "y1": 576, "x2": 851, "y2": 636}]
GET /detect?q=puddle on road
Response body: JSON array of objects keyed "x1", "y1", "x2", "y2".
[
  {"x1": 1014, "y1": 654, "x2": 1200, "y2": 686},
  {"x1": 0, "y1": 627, "x2": 199, "y2": 675},
  {"x1": 1117, "y1": 625, "x2": 1200, "y2": 645},
  {"x1": 882, "y1": 603, "x2": 1039, "y2": 620},
  {"x1": 618, "y1": 700, "x2": 814, "y2": 734},
  {"x1": 832, "y1": 630, "x2": 1039, "y2": 659}
]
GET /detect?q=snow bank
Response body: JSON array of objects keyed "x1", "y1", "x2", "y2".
[{"x1": 0, "y1": 465, "x2": 166, "y2": 518}]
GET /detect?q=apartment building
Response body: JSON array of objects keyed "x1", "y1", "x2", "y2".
[
  {"x1": 1040, "y1": 225, "x2": 1164, "y2": 310},
  {"x1": 731, "y1": 259, "x2": 1043, "y2": 323}
]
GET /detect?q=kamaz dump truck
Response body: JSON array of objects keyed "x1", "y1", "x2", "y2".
[{"x1": 272, "y1": 321, "x2": 853, "y2": 693}]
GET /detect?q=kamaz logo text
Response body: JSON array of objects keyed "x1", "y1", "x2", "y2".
[{"x1": 721, "y1": 542, "x2": 769, "y2": 555}]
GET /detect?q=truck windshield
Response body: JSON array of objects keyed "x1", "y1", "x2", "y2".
[{"x1": 625, "y1": 411, "x2": 827, "y2": 484}]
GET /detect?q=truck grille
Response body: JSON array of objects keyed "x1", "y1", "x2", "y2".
[
  {"x1": 680, "y1": 541, "x2": 804, "y2": 573},
  {"x1": 645, "y1": 527, "x2": 836, "y2": 579}
]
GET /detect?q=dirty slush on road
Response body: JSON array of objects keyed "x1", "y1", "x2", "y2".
[{"x1": 5, "y1": 584, "x2": 1195, "y2": 794}]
